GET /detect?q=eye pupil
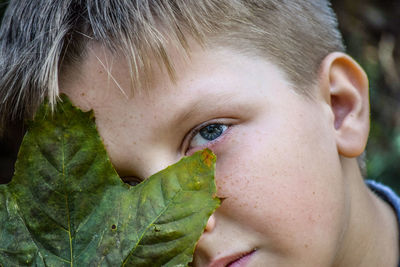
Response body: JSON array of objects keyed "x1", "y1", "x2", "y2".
[{"x1": 200, "y1": 124, "x2": 224, "y2": 141}]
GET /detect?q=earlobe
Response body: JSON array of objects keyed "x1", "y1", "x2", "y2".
[{"x1": 318, "y1": 52, "x2": 370, "y2": 158}]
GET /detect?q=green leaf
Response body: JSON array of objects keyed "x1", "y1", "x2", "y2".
[{"x1": 0, "y1": 95, "x2": 220, "y2": 266}]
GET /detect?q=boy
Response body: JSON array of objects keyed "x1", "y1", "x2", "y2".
[{"x1": 0, "y1": 1, "x2": 399, "y2": 266}]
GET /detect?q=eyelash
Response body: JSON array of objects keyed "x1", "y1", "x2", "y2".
[
  {"x1": 121, "y1": 176, "x2": 142, "y2": 186},
  {"x1": 184, "y1": 121, "x2": 231, "y2": 154}
]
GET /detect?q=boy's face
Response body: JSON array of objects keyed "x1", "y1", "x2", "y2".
[{"x1": 62, "y1": 43, "x2": 349, "y2": 266}]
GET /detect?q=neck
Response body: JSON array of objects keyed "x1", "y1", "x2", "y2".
[{"x1": 334, "y1": 157, "x2": 399, "y2": 267}]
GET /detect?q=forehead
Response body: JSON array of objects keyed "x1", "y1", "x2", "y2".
[{"x1": 61, "y1": 41, "x2": 293, "y2": 110}]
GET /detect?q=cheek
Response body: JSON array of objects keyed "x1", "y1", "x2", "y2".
[{"x1": 213, "y1": 116, "x2": 347, "y2": 252}]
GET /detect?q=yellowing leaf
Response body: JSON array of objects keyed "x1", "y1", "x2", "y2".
[{"x1": 0, "y1": 95, "x2": 220, "y2": 266}]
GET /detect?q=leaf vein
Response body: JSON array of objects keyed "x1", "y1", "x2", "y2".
[
  {"x1": 9, "y1": 192, "x2": 70, "y2": 264},
  {"x1": 37, "y1": 143, "x2": 62, "y2": 173},
  {"x1": 122, "y1": 184, "x2": 183, "y2": 265},
  {"x1": 155, "y1": 211, "x2": 196, "y2": 226},
  {"x1": 61, "y1": 136, "x2": 74, "y2": 267}
]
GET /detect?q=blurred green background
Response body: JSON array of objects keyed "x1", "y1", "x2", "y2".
[{"x1": 0, "y1": 1, "x2": 399, "y2": 192}]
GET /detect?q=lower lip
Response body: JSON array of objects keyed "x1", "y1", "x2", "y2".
[{"x1": 227, "y1": 250, "x2": 256, "y2": 267}]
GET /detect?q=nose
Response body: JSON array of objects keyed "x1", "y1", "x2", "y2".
[{"x1": 204, "y1": 214, "x2": 216, "y2": 232}]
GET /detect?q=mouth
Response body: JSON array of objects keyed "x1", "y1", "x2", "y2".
[{"x1": 209, "y1": 249, "x2": 257, "y2": 267}]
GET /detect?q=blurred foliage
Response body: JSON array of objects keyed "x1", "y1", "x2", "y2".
[
  {"x1": 332, "y1": 0, "x2": 400, "y2": 193},
  {"x1": 0, "y1": 1, "x2": 399, "y2": 191}
]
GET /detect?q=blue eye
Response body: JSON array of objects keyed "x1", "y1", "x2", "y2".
[
  {"x1": 199, "y1": 124, "x2": 226, "y2": 140},
  {"x1": 189, "y1": 123, "x2": 228, "y2": 149}
]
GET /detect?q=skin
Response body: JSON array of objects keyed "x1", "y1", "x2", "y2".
[{"x1": 60, "y1": 42, "x2": 399, "y2": 266}]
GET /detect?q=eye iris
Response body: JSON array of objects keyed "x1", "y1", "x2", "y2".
[{"x1": 199, "y1": 124, "x2": 224, "y2": 141}]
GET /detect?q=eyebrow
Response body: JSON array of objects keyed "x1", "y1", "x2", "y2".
[{"x1": 172, "y1": 92, "x2": 238, "y2": 126}]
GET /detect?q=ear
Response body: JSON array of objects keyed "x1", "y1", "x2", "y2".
[{"x1": 318, "y1": 52, "x2": 370, "y2": 158}]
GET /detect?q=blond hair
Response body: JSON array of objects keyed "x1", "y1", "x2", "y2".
[{"x1": 0, "y1": 0, "x2": 344, "y2": 130}]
